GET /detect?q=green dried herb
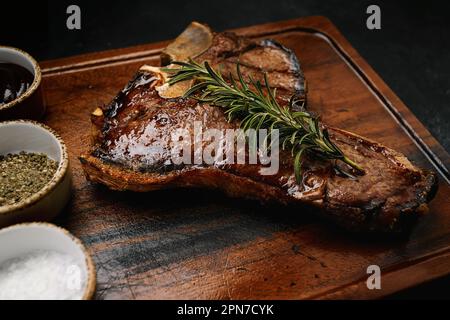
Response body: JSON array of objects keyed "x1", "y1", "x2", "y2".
[{"x1": 0, "y1": 152, "x2": 58, "y2": 206}]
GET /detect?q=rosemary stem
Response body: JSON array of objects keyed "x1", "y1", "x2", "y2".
[{"x1": 342, "y1": 156, "x2": 364, "y2": 173}]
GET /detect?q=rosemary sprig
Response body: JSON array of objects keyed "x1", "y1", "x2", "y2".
[{"x1": 163, "y1": 60, "x2": 363, "y2": 182}]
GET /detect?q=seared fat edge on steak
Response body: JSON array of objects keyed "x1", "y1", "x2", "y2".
[{"x1": 80, "y1": 22, "x2": 437, "y2": 233}]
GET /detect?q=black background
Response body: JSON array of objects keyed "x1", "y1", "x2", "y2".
[{"x1": 1, "y1": 0, "x2": 449, "y2": 299}]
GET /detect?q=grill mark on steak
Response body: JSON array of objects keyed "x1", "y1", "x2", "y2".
[{"x1": 80, "y1": 23, "x2": 437, "y2": 233}]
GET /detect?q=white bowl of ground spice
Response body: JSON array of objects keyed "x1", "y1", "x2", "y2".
[
  {"x1": 0, "y1": 120, "x2": 71, "y2": 227},
  {"x1": 0, "y1": 222, "x2": 96, "y2": 299}
]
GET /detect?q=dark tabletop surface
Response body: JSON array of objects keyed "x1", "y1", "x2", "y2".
[{"x1": 1, "y1": 0, "x2": 449, "y2": 299}]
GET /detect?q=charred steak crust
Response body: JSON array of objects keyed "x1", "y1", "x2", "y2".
[
  {"x1": 258, "y1": 39, "x2": 305, "y2": 99},
  {"x1": 80, "y1": 23, "x2": 438, "y2": 233}
]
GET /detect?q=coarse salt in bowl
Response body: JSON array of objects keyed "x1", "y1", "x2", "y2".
[{"x1": 0, "y1": 222, "x2": 96, "y2": 300}]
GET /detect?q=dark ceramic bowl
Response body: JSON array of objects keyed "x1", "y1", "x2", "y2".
[{"x1": 0, "y1": 46, "x2": 45, "y2": 120}]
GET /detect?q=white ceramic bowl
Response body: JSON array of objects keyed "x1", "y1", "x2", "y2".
[
  {"x1": 0, "y1": 46, "x2": 45, "y2": 120},
  {"x1": 0, "y1": 222, "x2": 96, "y2": 300},
  {"x1": 0, "y1": 120, "x2": 71, "y2": 227}
]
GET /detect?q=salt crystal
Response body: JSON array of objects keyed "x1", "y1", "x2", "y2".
[{"x1": 0, "y1": 250, "x2": 86, "y2": 300}]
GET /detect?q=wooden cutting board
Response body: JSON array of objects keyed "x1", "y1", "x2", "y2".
[{"x1": 40, "y1": 16, "x2": 450, "y2": 299}]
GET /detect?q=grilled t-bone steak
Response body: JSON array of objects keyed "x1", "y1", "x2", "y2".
[{"x1": 80, "y1": 22, "x2": 437, "y2": 232}]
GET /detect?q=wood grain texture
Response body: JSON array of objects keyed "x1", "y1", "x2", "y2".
[{"x1": 39, "y1": 16, "x2": 450, "y2": 299}]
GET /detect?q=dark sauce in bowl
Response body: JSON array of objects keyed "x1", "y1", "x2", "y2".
[{"x1": 0, "y1": 63, "x2": 34, "y2": 106}]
